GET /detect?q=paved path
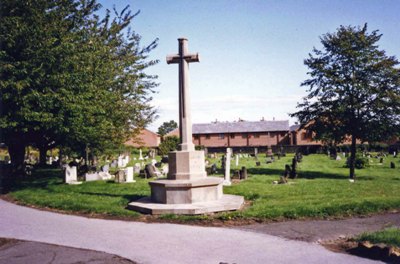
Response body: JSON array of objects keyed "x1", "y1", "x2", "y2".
[
  {"x1": 237, "y1": 212, "x2": 400, "y2": 242},
  {"x1": 0, "y1": 200, "x2": 380, "y2": 264}
]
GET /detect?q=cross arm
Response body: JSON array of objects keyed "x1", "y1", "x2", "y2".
[{"x1": 166, "y1": 53, "x2": 200, "y2": 64}]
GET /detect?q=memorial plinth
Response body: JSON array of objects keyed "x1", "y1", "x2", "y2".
[{"x1": 128, "y1": 38, "x2": 243, "y2": 215}]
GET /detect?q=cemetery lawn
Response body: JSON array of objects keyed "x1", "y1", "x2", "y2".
[{"x1": 5, "y1": 154, "x2": 400, "y2": 223}]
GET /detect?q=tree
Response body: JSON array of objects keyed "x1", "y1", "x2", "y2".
[
  {"x1": 158, "y1": 136, "x2": 179, "y2": 156},
  {"x1": 157, "y1": 120, "x2": 178, "y2": 137},
  {"x1": 0, "y1": 0, "x2": 158, "y2": 171},
  {"x1": 291, "y1": 24, "x2": 400, "y2": 180}
]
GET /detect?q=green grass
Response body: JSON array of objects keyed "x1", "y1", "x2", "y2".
[
  {"x1": 6, "y1": 154, "x2": 400, "y2": 222},
  {"x1": 356, "y1": 228, "x2": 400, "y2": 247}
]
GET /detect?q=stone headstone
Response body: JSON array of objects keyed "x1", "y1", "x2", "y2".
[
  {"x1": 125, "y1": 167, "x2": 135, "y2": 183},
  {"x1": 336, "y1": 156, "x2": 342, "y2": 161},
  {"x1": 111, "y1": 160, "x2": 117, "y2": 168},
  {"x1": 124, "y1": 155, "x2": 130, "y2": 167},
  {"x1": 139, "y1": 149, "x2": 144, "y2": 160},
  {"x1": 85, "y1": 172, "x2": 102, "y2": 182},
  {"x1": 65, "y1": 165, "x2": 81, "y2": 184},
  {"x1": 102, "y1": 164, "x2": 110, "y2": 173},
  {"x1": 235, "y1": 154, "x2": 239, "y2": 166},
  {"x1": 115, "y1": 170, "x2": 125, "y2": 183},
  {"x1": 223, "y1": 148, "x2": 232, "y2": 186},
  {"x1": 117, "y1": 156, "x2": 124, "y2": 167},
  {"x1": 98, "y1": 171, "x2": 113, "y2": 180},
  {"x1": 240, "y1": 166, "x2": 247, "y2": 180},
  {"x1": 151, "y1": 159, "x2": 157, "y2": 166},
  {"x1": 161, "y1": 164, "x2": 169, "y2": 176},
  {"x1": 133, "y1": 163, "x2": 141, "y2": 174}
]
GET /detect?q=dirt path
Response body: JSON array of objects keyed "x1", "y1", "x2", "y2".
[{"x1": 234, "y1": 212, "x2": 400, "y2": 242}]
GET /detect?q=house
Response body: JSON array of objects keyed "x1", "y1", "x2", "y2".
[{"x1": 124, "y1": 128, "x2": 160, "y2": 148}]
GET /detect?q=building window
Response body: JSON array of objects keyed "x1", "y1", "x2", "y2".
[
  {"x1": 230, "y1": 134, "x2": 235, "y2": 139},
  {"x1": 219, "y1": 134, "x2": 225, "y2": 139},
  {"x1": 194, "y1": 135, "x2": 199, "y2": 140},
  {"x1": 270, "y1": 132, "x2": 275, "y2": 138},
  {"x1": 242, "y1": 133, "x2": 248, "y2": 139},
  {"x1": 205, "y1": 135, "x2": 210, "y2": 139},
  {"x1": 254, "y1": 134, "x2": 260, "y2": 138}
]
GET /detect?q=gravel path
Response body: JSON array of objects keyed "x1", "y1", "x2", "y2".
[{"x1": 0, "y1": 199, "x2": 380, "y2": 264}]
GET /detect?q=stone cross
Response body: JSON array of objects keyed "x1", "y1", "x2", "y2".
[{"x1": 167, "y1": 38, "x2": 199, "y2": 151}]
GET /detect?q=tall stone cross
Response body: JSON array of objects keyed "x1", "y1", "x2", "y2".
[{"x1": 167, "y1": 38, "x2": 199, "y2": 151}]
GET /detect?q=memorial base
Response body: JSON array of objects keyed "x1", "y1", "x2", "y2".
[
  {"x1": 128, "y1": 150, "x2": 244, "y2": 215},
  {"x1": 128, "y1": 194, "x2": 244, "y2": 215}
]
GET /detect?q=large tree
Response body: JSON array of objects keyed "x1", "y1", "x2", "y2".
[
  {"x1": 0, "y1": 0, "x2": 158, "y2": 170},
  {"x1": 291, "y1": 24, "x2": 400, "y2": 180}
]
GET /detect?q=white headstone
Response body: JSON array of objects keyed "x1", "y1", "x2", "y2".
[
  {"x1": 139, "y1": 149, "x2": 144, "y2": 160},
  {"x1": 151, "y1": 159, "x2": 157, "y2": 166},
  {"x1": 85, "y1": 172, "x2": 102, "y2": 181},
  {"x1": 336, "y1": 156, "x2": 342, "y2": 161},
  {"x1": 65, "y1": 166, "x2": 81, "y2": 184},
  {"x1": 125, "y1": 167, "x2": 135, "y2": 183},
  {"x1": 102, "y1": 164, "x2": 110, "y2": 173},
  {"x1": 235, "y1": 154, "x2": 239, "y2": 166},
  {"x1": 124, "y1": 155, "x2": 130, "y2": 166},
  {"x1": 224, "y1": 148, "x2": 232, "y2": 186},
  {"x1": 118, "y1": 155, "x2": 124, "y2": 167},
  {"x1": 161, "y1": 164, "x2": 169, "y2": 176}
]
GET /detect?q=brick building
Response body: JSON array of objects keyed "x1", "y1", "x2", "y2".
[
  {"x1": 124, "y1": 128, "x2": 160, "y2": 148},
  {"x1": 192, "y1": 120, "x2": 291, "y2": 148}
]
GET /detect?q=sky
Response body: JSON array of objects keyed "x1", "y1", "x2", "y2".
[{"x1": 98, "y1": 0, "x2": 400, "y2": 132}]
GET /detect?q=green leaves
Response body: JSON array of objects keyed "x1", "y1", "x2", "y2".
[
  {"x1": 292, "y1": 24, "x2": 400, "y2": 145},
  {"x1": 1, "y1": 0, "x2": 158, "y2": 163}
]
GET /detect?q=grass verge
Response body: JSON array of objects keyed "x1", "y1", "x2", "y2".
[{"x1": 5, "y1": 154, "x2": 400, "y2": 223}]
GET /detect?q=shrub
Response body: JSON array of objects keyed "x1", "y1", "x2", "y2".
[
  {"x1": 346, "y1": 155, "x2": 369, "y2": 169},
  {"x1": 159, "y1": 136, "x2": 179, "y2": 156}
]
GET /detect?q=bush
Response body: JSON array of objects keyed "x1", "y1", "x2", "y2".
[
  {"x1": 159, "y1": 136, "x2": 179, "y2": 156},
  {"x1": 346, "y1": 155, "x2": 369, "y2": 169}
]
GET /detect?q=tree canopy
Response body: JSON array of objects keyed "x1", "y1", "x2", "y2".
[
  {"x1": 0, "y1": 0, "x2": 158, "y2": 168},
  {"x1": 291, "y1": 24, "x2": 400, "y2": 179},
  {"x1": 157, "y1": 120, "x2": 178, "y2": 137}
]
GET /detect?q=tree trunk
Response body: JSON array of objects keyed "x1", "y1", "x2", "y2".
[
  {"x1": 7, "y1": 141, "x2": 26, "y2": 174},
  {"x1": 38, "y1": 145, "x2": 48, "y2": 165},
  {"x1": 349, "y1": 134, "x2": 357, "y2": 180}
]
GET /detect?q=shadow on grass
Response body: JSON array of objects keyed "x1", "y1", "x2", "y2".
[
  {"x1": 248, "y1": 167, "x2": 348, "y2": 180},
  {"x1": 79, "y1": 191, "x2": 146, "y2": 202}
]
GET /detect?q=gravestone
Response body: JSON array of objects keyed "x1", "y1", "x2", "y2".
[
  {"x1": 124, "y1": 155, "x2": 130, "y2": 167},
  {"x1": 85, "y1": 172, "x2": 102, "y2": 182},
  {"x1": 125, "y1": 167, "x2": 135, "y2": 183},
  {"x1": 128, "y1": 38, "x2": 243, "y2": 214},
  {"x1": 133, "y1": 163, "x2": 141, "y2": 175},
  {"x1": 139, "y1": 149, "x2": 144, "y2": 160},
  {"x1": 223, "y1": 148, "x2": 232, "y2": 186},
  {"x1": 115, "y1": 170, "x2": 125, "y2": 183},
  {"x1": 235, "y1": 154, "x2": 239, "y2": 166},
  {"x1": 266, "y1": 147, "x2": 273, "y2": 157},
  {"x1": 65, "y1": 166, "x2": 81, "y2": 185},
  {"x1": 239, "y1": 166, "x2": 247, "y2": 180},
  {"x1": 111, "y1": 160, "x2": 117, "y2": 168},
  {"x1": 117, "y1": 155, "x2": 124, "y2": 168},
  {"x1": 102, "y1": 164, "x2": 110, "y2": 173}
]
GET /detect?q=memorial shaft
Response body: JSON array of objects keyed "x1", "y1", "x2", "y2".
[{"x1": 167, "y1": 38, "x2": 199, "y2": 151}]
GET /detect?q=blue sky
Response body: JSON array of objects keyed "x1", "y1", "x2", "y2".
[{"x1": 98, "y1": 0, "x2": 400, "y2": 131}]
